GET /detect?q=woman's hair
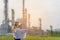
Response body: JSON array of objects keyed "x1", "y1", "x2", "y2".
[{"x1": 14, "y1": 22, "x2": 19, "y2": 28}]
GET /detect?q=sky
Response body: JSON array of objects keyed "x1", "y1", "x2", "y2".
[{"x1": 0, "y1": 0, "x2": 60, "y2": 30}]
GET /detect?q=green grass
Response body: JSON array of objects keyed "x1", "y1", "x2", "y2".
[{"x1": 0, "y1": 36, "x2": 60, "y2": 40}]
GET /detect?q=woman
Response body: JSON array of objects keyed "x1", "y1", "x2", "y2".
[{"x1": 13, "y1": 22, "x2": 27, "y2": 40}]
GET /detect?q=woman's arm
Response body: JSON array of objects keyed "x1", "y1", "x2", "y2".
[
  {"x1": 12, "y1": 26, "x2": 16, "y2": 33},
  {"x1": 12, "y1": 29, "x2": 16, "y2": 33}
]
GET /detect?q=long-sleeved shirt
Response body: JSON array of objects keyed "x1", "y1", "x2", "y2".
[{"x1": 13, "y1": 28, "x2": 27, "y2": 39}]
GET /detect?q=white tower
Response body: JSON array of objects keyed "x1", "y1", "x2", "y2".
[
  {"x1": 11, "y1": 9, "x2": 15, "y2": 26},
  {"x1": 22, "y1": 0, "x2": 26, "y2": 27},
  {"x1": 4, "y1": 0, "x2": 9, "y2": 25},
  {"x1": 39, "y1": 18, "x2": 42, "y2": 30},
  {"x1": 0, "y1": 0, "x2": 9, "y2": 35},
  {"x1": 28, "y1": 14, "x2": 30, "y2": 28},
  {"x1": 23, "y1": 8, "x2": 27, "y2": 27}
]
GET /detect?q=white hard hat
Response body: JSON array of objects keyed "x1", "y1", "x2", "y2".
[{"x1": 15, "y1": 19, "x2": 20, "y2": 22}]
